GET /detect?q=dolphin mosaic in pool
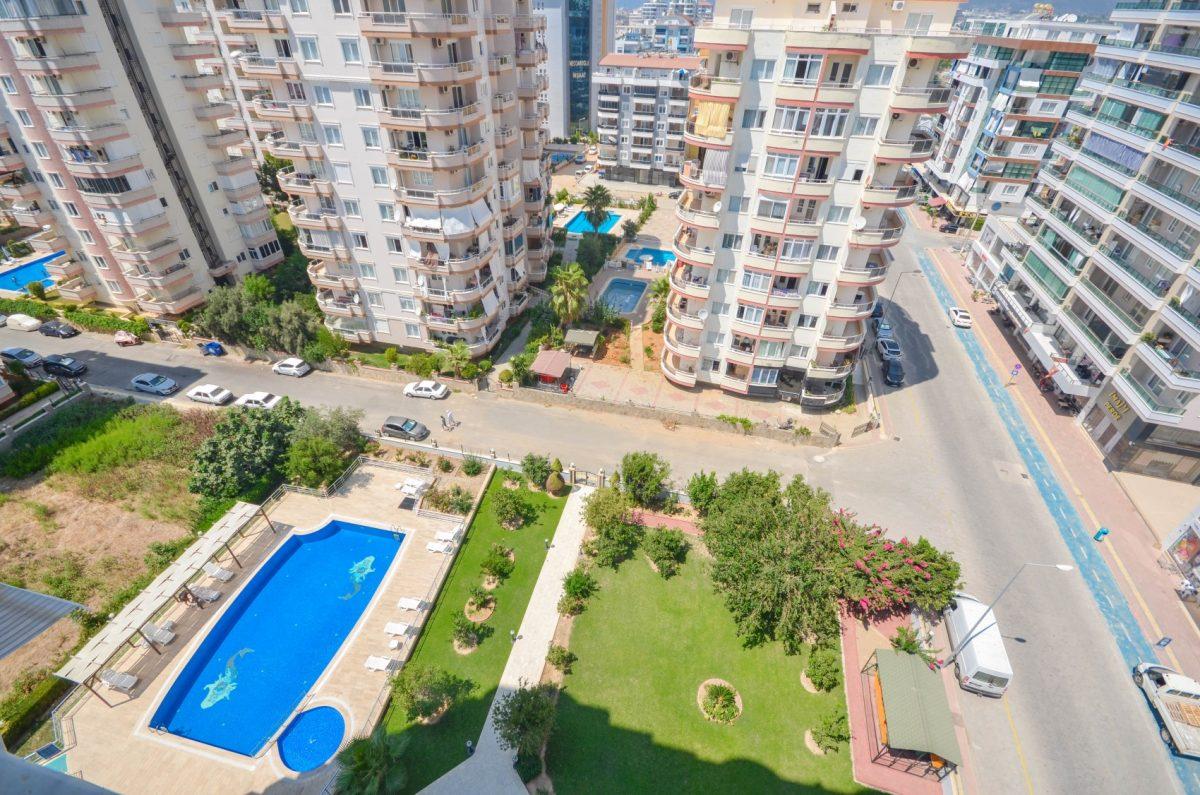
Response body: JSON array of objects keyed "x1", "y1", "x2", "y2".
[
  {"x1": 201, "y1": 648, "x2": 253, "y2": 709},
  {"x1": 339, "y1": 556, "x2": 376, "y2": 600}
]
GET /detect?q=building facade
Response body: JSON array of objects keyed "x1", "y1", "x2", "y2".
[
  {"x1": 923, "y1": 15, "x2": 1109, "y2": 219},
  {"x1": 534, "y1": 0, "x2": 569, "y2": 138},
  {"x1": 661, "y1": 0, "x2": 965, "y2": 404},
  {"x1": 214, "y1": 0, "x2": 551, "y2": 355},
  {"x1": 594, "y1": 53, "x2": 697, "y2": 184},
  {"x1": 0, "y1": 0, "x2": 282, "y2": 316},
  {"x1": 566, "y1": 0, "x2": 614, "y2": 132}
]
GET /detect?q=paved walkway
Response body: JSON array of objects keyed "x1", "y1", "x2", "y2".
[{"x1": 421, "y1": 486, "x2": 593, "y2": 795}]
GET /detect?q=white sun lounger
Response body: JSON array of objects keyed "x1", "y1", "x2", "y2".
[
  {"x1": 385, "y1": 622, "x2": 411, "y2": 636},
  {"x1": 435, "y1": 529, "x2": 460, "y2": 544},
  {"x1": 395, "y1": 477, "x2": 431, "y2": 497},
  {"x1": 426, "y1": 541, "x2": 453, "y2": 554},
  {"x1": 397, "y1": 597, "x2": 424, "y2": 612},
  {"x1": 190, "y1": 586, "x2": 221, "y2": 603},
  {"x1": 203, "y1": 562, "x2": 234, "y2": 582},
  {"x1": 143, "y1": 622, "x2": 175, "y2": 646},
  {"x1": 365, "y1": 655, "x2": 398, "y2": 672},
  {"x1": 98, "y1": 668, "x2": 138, "y2": 692}
]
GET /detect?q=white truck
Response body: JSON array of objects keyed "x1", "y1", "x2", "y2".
[{"x1": 1134, "y1": 662, "x2": 1200, "y2": 758}]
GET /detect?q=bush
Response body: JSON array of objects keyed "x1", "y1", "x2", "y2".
[
  {"x1": 0, "y1": 669, "x2": 70, "y2": 748},
  {"x1": 437, "y1": 456, "x2": 455, "y2": 473},
  {"x1": 581, "y1": 488, "x2": 643, "y2": 569},
  {"x1": 514, "y1": 751, "x2": 543, "y2": 783},
  {"x1": 0, "y1": 379, "x2": 59, "y2": 421},
  {"x1": 384, "y1": 346, "x2": 400, "y2": 366},
  {"x1": 425, "y1": 485, "x2": 474, "y2": 515},
  {"x1": 686, "y1": 471, "x2": 719, "y2": 515},
  {"x1": 806, "y1": 647, "x2": 842, "y2": 692},
  {"x1": 9, "y1": 240, "x2": 33, "y2": 257},
  {"x1": 293, "y1": 406, "x2": 365, "y2": 454},
  {"x1": 558, "y1": 566, "x2": 598, "y2": 615},
  {"x1": 460, "y1": 362, "x2": 478, "y2": 380},
  {"x1": 1, "y1": 398, "x2": 128, "y2": 478},
  {"x1": 461, "y1": 455, "x2": 485, "y2": 476},
  {"x1": 811, "y1": 704, "x2": 850, "y2": 752},
  {"x1": 546, "y1": 644, "x2": 577, "y2": 674},
  {"x1": 498, "y1": 369, "x2": 515, "y2": 384},
  {"x1": 521, "y1": 453, "x2": 551, "y2": 487},
  {"x1": 618, "y1": 451, "x2": 671, "y2": 507},
  {"x1": 467, "y1": 584, "x2": 495, "y2": 611},
  {"x1": 492, "y1": 487, "x2": 535, "y2": 528},
  {"x1": 481, "y1": 543, "x2": 515, "y2": 581},
  {"x1": 643, "y1": 528, "x2": 688, "y2": 578},
  {"x1": 545, "y1": 471, "x2": 565, "y2": 496},
  {"x1": 0, "y1": 297, "x2": 56, "y2": 319},
  {"x1": 650, "y1": 300, "x2": 666, "y2": 333},
  {"x1": 702, "y1": 684, "x2": 739, "y2": 722},
  {"x1": 25, "y1": 280, "x2": 46, "y2": 300},
  {"x1": 451, "y1": 613, "x2": 482, "y2": 648},
  {"x1": 285, "y1": 436, "x2": 346, "y2": 488},
  {"x1": 390, "y1": 665, "x2": 476, "y2": 722},
  {"x1": 61, "y1": 307, "x2": 150, "y2": 337},
  {"x1": 477, "y1": 358, "x2": 493, "y2": 374}
]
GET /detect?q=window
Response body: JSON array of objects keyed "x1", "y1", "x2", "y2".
[
  {"x1": 361, "y1": 126, "x2": 381, "y2": 149},
  {"x1": 715, "y1": 268, "x2": 734, "y2": 283},
  {"x1": 791, "y1": 344, "x2": 810, "y2": 357},
  {"x1": 805, "y1": 3, "x2": 820, "y2": 12},
  {"x1": 332, "y1": 0, "x2": 351, "y2": 13},
  {"x1": 105, "y1": 280, "x2": 121, "y2": 293},
  {"x1": 392, "y1": 265, "x2": 409, "y2": 281},
  {"x1": 1037, "y1": 100, "x2": 1058, "y2": 113},
  {"x1": 741, "y1": 109, "x2": 765, "y2": 129},
  {"x1": 343, "y1": 198, "x2": 360, "y2": 216},
  {"x1": 387, "y1": 239, "x2": 404, "y2": 255},
  {"x1": 806, "y1": 280, "x2": 829, "y2": 296},
  {"x1": 756, "y1": 197, "x2": 788, "y2": 219},
  {"x1": 763, "y1": 153, "x2": 798, "y2": 178},
  {"x1": 782, "y1": 53, "x2": 822, "y2": 84},
  {"x1": 372, "y1": 318, "x2": 390, "y2": 334},
  {"x1": 841, "y1": 2, "x2": 858, "y2": 11},
  {"x1": 63, "y1": 201, "x2": 79, "y2": 217},
  {"x1": 16, "y1": 110, "x2": 31, "y2": 127},
  {"x1": 741, "y1": 270, "x2": 771, "y2": 291},
  {"x1": 405, "y1": 323, "x2": 421, "y2": 338},
  {"x1": 313, "y1": 85, "x2": 333, "y2": 105},
  {"x1": 727, "y1": 195, "x2": 747, "y2": 212},
  {"x1": 0, "y1": 76, "x2": 15, "y2": 94},
  {"x1": 781, "y1": 238, "x2": 813, "y2": 261},
  {"x1": 398, "y1": 296, "x2": 416, "y2": 312},
  {"x1": 1038, "y1": 75, "x2": 1077, "y2": 96},
  {"x1": 750, "y1": 367, "x2": 779, "y2": 385},
  {"x1": 48, "y1": 173, "x2": 63, "y2": 188},
  {"x1": 79, "y1": 229, "x2": 93, "y2": 244},
  {"x1": 378, "y1": 202, "x2": 396, "y2": 221},
  {"x1": 366, "y1": 291, "x2": 383, "y2": 308},
  {"x1": 904, "y1": 12, "x2": 934, "y2": 34},
  {"x1": 864, "y1": 64, "x2": 895, "y2": 87},
  {"x1": 298, "y1": 37, "x2": 320, "y2": 62},
  {"x1": 826, "y1": 205, "x2": 851, "y2": 223},
  {"x1": 729, "y1": 8, "x2": 753, "y2": 27},
  {"x1": 354, "y1": 88, "x2": 372, "y2": 109},
  {"x1": 333, "y1": 162, "x2": 353, "y2": 183},
  {"x1": 711, "y1": 301, "x2": 730, "y2": 316},
  {"x1": 352, "y1": 233, "x2": 368, "y2": 249},
  {"x1": 339, "y1": 38, "x2": 362, "y2": 65},
  {"x1": 706, "y1": 331, "x2": 726, "y2": 345},
  {"x1": 734, "y1": 153, "x2": 757, "y2": 173},
  {"x1": 852, "y1": 115, "x2": 879, "y2": 136},
  {"x1": 323, "y1": 125, "x2": 343, "y2": 146},
  {"x1": 810, "y1": 108, "x2": 849, "y2": 136},
  {"x1": 370, "y1": 165, "x2": 389, "y2": 186},
  {"x1": 815, "y1": 244, "x2": 840, "y2": 261},
  {"x1": 736, "y1": 304, "x2": 763, "y2": 323},
  {"x1": 750, "y1": 59, "x2": 775, "y2": 80},
  {"x1": 290, "y1": 0, "x2": 309, "y2": 12},
  {"x1": 796, "y1": 314, "x2": 819, "y2": 328},
  {"x1": 92, "y1": 255, "x2": 108, "y2": 269},
  {"x1": 721, "y1": 233, "x2": 743, "y2": 249},
  {"x1": 32, "y1": 142, "x2": 48, "y2": 158},
  {"x1": 359, "y1": 263, "x2": 377, "y2": 279}
]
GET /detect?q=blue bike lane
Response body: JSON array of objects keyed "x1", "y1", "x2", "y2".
[{"x1": 916, "y1": 249, "x2": 1200, "y2": 793}]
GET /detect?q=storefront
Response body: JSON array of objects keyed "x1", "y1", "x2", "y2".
[{"x1": 1083, "y1": 399, "x2": 1200, "y2": 484}]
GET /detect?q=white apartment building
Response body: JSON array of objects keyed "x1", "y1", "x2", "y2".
[
  {"x1": 215, "y1": 0, "x2": 551, "y2": 355},
  {"x1": 662, "y1": 0, "x2": 965, "y2": 405},
  {"x1": 534, "y1": 0, "x2": 569, "y2": 138},
  {"x1": 968, "y1": 2, "x2": 1200, "y2": 484},
  {"x1": 923, "y1": 14, "x2": 1110, "y2": 219},
  {"x1": 0, "y1": 0, "x2": 282, "y2": 316},
  {"x1": 594, "y1": 52, "x2": 697, "y2": 185}
]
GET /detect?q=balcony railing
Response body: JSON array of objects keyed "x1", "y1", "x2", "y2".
[
  {"x1": 1097, "y1": 245, "x2": 1173, "y2": 296},
  {"x1": 1120, "y1": 368, "x2": 1186, "y2": 415},
  {"x1": 1078, "y1": 278, "x2": 1145, "y2": 333}
]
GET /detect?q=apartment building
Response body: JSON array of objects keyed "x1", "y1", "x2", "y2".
[
  {"x1": 0, "y1": 0, "x2": 281, "y2": 316},
  {"x1": 661, "y1": 0, "x2": 965, "y2": 404},
  {"x1": 567, "y1": 0, "x2": 615, "y2": 132},
  {"x1": 967, "y1": 2, "x2": 1200, "y2": 483},
  {"x1": 923, "y1": 14, "x2": 1110, "y2": 219},
  {"x1": 216, "y1": 0, "x2": 551, "y2": 355},
  {"x1": 534, "y1": 0, "x2": 570, "y2": 138},
  {"x1": 594, "y1": 53, "x2": 697, "y2": 184}
]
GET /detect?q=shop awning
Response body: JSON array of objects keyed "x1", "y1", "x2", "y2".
[
  {"x1": 875, "y1": 648, "x2": 962, "y2": 766},
  {"x1": 530, "y1": 349, "x2": 571, "y2": 379},
  {"x1": 928, "y1": 197, "x2": 947, "y2": 207}
]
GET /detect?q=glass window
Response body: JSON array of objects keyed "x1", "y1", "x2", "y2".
[
  {"x1": 0, "y1": 76, "x2": 15, "y2": 94},
  {"x1": 864, "y1": 64, "x2": 895, "y2": 87},
  {"x1": 721, "y1": 233, "x2": 743, "y2": 249},
  {"x1": 826, "y1": 205, "x2": 851, "y2": 223},
  {"x1": 343, "y1": 199, "x2": 360, "y2": 216},
  {"x1": 378, "y1": 202, "x2": 395, "y2": 221},
  {"x1": 339, "y1": 38, "x2": 362, "y2": 64},
  {"x1": 741, "y1": 109, "x2": 765, "y2": 129},
  {"x1": 393, "y1": 265, "x2": 409, "y2": 281},
  {"x1": 815, "y1": 244, "x2": 840, "y2": 261},
  {"x1": 332, "y1": 0, "x2": 351, "y2": 13},
  {"x1": 323, "y1": 124, "x2": 343, "y2": 145},
  {"x1": 852, "y1": 115, "x2": 879, "y2": 136},
  {"x1": 360, "y1": 263, "x2": 377, "y2": 279},
  {"x1": 298, "y1": 37, "x2": 320, "y2": 62},
  {"x1": 370, "y1": 165, "x2": 389, "y2": 186},
  {"x1": 362, "y1": 126, "x2": 381, "y2": 149},
  {"x1": 290, "y1": 0, "x2": 309, "y2": 12},
  {"x1": 750, "y1": 59, "x2": 775, "y2": 80},
  {"x1": 313, "y1": 85, "x2": 333, "y2": 105},
  {"x1": 405, "y1": 323, "x2": 421, "y2": 338},
  {"x1": 354, "y1": 88, "x2": 372, "y2": 108},
  {"x1": 736, "y1": 304, "x2": 763, "y2": 323}
]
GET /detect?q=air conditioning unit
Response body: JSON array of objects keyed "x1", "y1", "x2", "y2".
[
  {"x1": 432, "y1": 38, "x2": 444, "y2": 47},
  {"x1": 724, "y1": 51, "x2": 737, "y2": 60},
  {"x1": 438, "y1": 86, "x2": 449, "y2": 94},
  {"x1": 892, "y1": 0, "x2": 905, "y2": 9},
  {"x1": 892, "y1": 112, "x2": 901, "y2": 120},
  {"x1": 908, "y1": 58, "x2": 918, "y2": 67}
]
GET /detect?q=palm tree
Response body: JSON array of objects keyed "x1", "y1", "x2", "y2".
[
  {"x1": 649, "y1": 276, "x2": 670, "y2": 303},
  {"x1": 335, "y1": 727, "x2": 409, "y2": 795},
  {"x1": 581, "y1": 184, "x2": 612, "y2": 234},
  {"x1": 442, "y1": 340, "x2": 471, "y2": 378},
  {"x1": 550, "y1": 262, "x2": 588, "y2": 328}
]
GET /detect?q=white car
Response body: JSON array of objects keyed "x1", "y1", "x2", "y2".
[
  {"x1": 272, "y1": 357, "x2": 312, "y2": 377},
  {"x1": 131, "y1": 372, "x2": 178, "y2": 395},
  {"x1": 186, "y1": 383, "x2": 234, "y2": 405},
  {"x1": 948, "y1": 307, "x2": 973, "y2": 329},
  {"x1": 6, "y1": 313, "x2": 42, "y2": 331},
  {"x1": 234, "y1": 391, "x2": 283, "y2": 410},
  {"x1": 403, "y1": 380, "x2": 449, "y2": 400}
]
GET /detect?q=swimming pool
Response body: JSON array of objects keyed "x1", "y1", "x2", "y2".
[
  {"x1": 278, "y1": 706, "x2": 345, "y2": 773},
  {"x1": 598, "y1": 278, "x2": 648, "y2": 314},
  {"x1": 0, "y1": 250, "x2": 64, "y2": 293},
  {"x1": 626, "y1": 247, "x2": 676, "y2": 268},
  {"x1": 565, "y1": 210, "x2": 621, "y2": 235},
  {"x1": 150, "y1": 520, "x2": 403, "y2": 758}
]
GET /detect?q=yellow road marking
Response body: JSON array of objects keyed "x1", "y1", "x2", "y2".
[
  {"x1": 929, "y1": 251, "x2": 1185, "y2": 671},
  {"x1": 1180, "y1": 601, "x2": 1200, "y2": 644},
  {"x1": 1003, "y1": 697, "x2": 1036, "y2": 795}
]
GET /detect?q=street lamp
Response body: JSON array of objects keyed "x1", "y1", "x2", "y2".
[
  {"x1": 887, "y1": 269, "x2": 925, "y2": 304},
  {"x1": 944, "y1": 562, "x2": 1074, "y2": 667}
]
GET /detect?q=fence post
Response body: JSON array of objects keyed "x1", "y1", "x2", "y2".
[
  {"x1": 598, "y1": 467, "x2": 605, "y2": 489},
  {"x1": 568, "y1": 462, "x2": 577, "y2": 485}
]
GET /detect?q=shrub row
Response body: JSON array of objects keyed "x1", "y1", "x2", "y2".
[
  {"x1": 61, "y1": 307, "x2": 150, "y2": 337},
  {"x1": 0, "y1": 297, "x2": 57, "y2": 320},
  {"x1": 0, "y1": 380, "x2": 60, "y2": 421},
  {"x1": 0, "y1": 673, "x2": 70, "y2": 749}
]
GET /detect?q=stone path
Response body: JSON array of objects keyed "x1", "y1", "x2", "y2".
[{"x1": 420, "y1": 486, "x2": 593, "y2": 795}]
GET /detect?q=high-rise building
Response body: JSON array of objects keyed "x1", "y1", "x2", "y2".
[
  {"x1": 567, "y1": 0, "x2": 614, "y2": 132},
  {"x1": 923, "y1": 15, "x2": 1110, "y2": 219},
  {"x1": 535, "y1": 0, "x2": 571, "y2": 138},
  {"x1": 970, "y1": 2, "x2": 1200, "y2": 483},
  {"x1": 216, "y1": 1, "x2": 551, "y2": 355},
  {"x1": 0, "y1": 0, "x2": 282, "y2": 316},
  {"x1": 594, "y1": 53, "x2": 697, "y2": 184},
  {"x1": 661, "y1": 0, "x2": 965, "y2": 403}
]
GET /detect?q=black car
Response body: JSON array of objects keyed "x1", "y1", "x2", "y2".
[
  {"x1": 883, "y1": 358, "x2": 905, "y2": 387},
  {"x1": 380, "y1": 415, "x2": 430, "y2": 441},
  {"x1": 42, "y1": 354, "x2": 87, "y2": 377},
  {"x1": 871, "y1": 302, "x2": 885, "y2": 320},
  {"x1": 38, "y1": 319, "x2": 80, "y2": 338}
]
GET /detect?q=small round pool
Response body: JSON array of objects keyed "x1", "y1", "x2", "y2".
[
  {"x1": 565, "y1": 210, "x2": 621, "y2": 235},
  {"x1": 277, "y1": 706, "x2": 345, "y2": 773},
  {"x1": 598, "y1": 278, "x2": 648, "y2": 314}
]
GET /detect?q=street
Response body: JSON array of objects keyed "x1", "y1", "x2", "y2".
[{"x1": 0, "y1": 220, "x2": 1188, "y2": 793}]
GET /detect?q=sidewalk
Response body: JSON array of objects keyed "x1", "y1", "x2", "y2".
[
  {"x1": 927, "y1": 247, "x2": 1200, "y2": 675},
  {"x1": 421, "y1": 486, "x2": 593, "y2": 795}
]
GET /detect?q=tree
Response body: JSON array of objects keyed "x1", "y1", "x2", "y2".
[
  {"x1": 554, "y1": 187, "x2": 571, "y2": 205},
  {"x1": 492, "y1": 487, "x2": 534, "y2": 528},
  {"x1": 390, "y1": 665, "x2": 475, "y2": 722},
  {"x1": 806, "y1": 646, "x2": 842, "y2": 692},
  {"x1": 193, "y1": 286, "x2": 258, "y2": 344},
  {"x1": 576, "y1": 233, "x2": 609, "y2": 276},
  {"x1": 25, "y1": 280, "x2": 46, "y2": 300},
  {"x1": 335, "y1": 727, "x2": 409, "y2": 795},
  {"x1": 260, "y1": 300, "x2": 321, "y2": 355},
  {"x1": 493, "y1": 682, "x2": 558, "y2": 757},
  {"x1": 294, "y1": 405, "x2": 365, "y2": 453},
  {"x1": 242, "y1": 273, "x2": 276, "y2": 303},
  {"x1": 643, "y1": 528, "x2": 688, "y2": 578},
  {"x1": 545, "y1": 470, "x2": 565, "y2": 496},
  {"x1": 189, "y1": 399, "x2": 306, "y2": 498},
  {"x1": 435, "y1": 340, "x2": 470, "y2": 378},
  {"x1": 549, "y1": 262, "x2": 588, "y2": 328},
  {"x1": 811, "y1": 704, "x2": 850, "y2": 753},
  {"x1": 269, "y1": 252, "x2": 313, "y2": 299},
  {"x1": 521, "y1": 453, "x2": 551, "y2": 486},
  {"x1": 558, "y1": 565, "x2": 598, "y2": 615},
  {"x1": 580, "y1": 491, "x2": 643, "y2": 570},
  {"x1": 619, "y1": 451, "x2": 670, "y2": 507},
  {"x1": 258, "y1": 152, "x2": 292, "y2": 202},
  {"x1": 581, "y1": 184, "x2": 612, "y2": 233},
  {"x1": 686, "y1": 471, "x2": 719, "y2": 515},
  {"x1": 621, "y1": 219, "x2": 638, "y2": 242},
  {"x1": 285, "y1": 436, "x2": 346, "y2": 488}
]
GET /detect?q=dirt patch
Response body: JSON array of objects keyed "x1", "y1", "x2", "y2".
[
  {"x1": 697, "y1": 678, "x2": 743, "y2": 724},
  {"x1": 482, "y1": 574, "x2": 501, "y2": 591},
  {"x1": 465, "y1": 602, "x2": 495, "y2": 623},
  {"x1": 453, "y1": 639, "x2": 479, "y2": 656},
  {"x1": 800, "y1": 671, "x2": 819, "y2": 694},
  {"x1": 594, "y1": 324, "x2": 632, "y2": 368},
  {"x1": 0, "y1": 617, "x2": 78, "y2": 695},
  {"x1": 640, "y1": 325, "x2": 663, "y2": 372},
  {"x1": 804, "y1": 729, "x2": 826, "y2": 756}
]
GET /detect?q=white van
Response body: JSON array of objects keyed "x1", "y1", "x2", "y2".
[{"x1": 943, "y1": 592, "x2": 1013, "y2": 697}]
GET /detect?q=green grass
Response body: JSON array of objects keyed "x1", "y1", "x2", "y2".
[
  {"x1": 353, "y1": 351, "x2": 395, "y2": 369},
  {"x1": 546, "y1": 557, "x2": 862, "y2": 794},
  {"x1": 384, "y1": 474, "x2": 568, "y2": 792},
  {"x1": 272, "y1": 209, "x2": 294, "y2": 231}
]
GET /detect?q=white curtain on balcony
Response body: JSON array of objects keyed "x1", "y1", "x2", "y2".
[
  {"x1": 700, "y1": 148, "x2": 729, "y2": 185},
  {"x1": 468, "y1": 198, "x2": 492, "y2": 225},
  {"x1": 407, "y1": 205, "x2": 443, "y2": 232}
]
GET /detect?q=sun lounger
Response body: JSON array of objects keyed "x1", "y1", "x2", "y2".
[
  {"x1": 203, "y1": 562, "x2": 234, "y2": 582},
  {"x1": 426, "y1": 541, "x2": 453, "y2": 554},
  {"x1": 98, "y1": 668, "x2": 138, "y2": 692},
  {"x1": 190, "y1": 586, "x2": 221, "y2": 603},
  {"x1": 385, "y1": 622, "x2": 411, "y2": 636},
  {"x1": 365, "y1": 655, "x2": 398, "y2": 672},
  {"x1": 143, "y1": 622, "x2": 175, "y2": 646},
  {"x1": 397, "y1": 597, "x2": 424, "y2": 612},
  {"x1": 435, "y1": 529, "x2": 460, "y2": 544}
]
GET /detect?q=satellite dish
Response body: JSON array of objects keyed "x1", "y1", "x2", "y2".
[
  {"x1": 712, "y1": 201, "x2": 722, "y2": 212},
  {"x1": 851, "y1": 216, "x2": 867, "y2": 230},
  {"x1": 991, "y1": 201, "x2": 1003, "y2": 211},
  {"x1": 698, "y1": 309, "x2": 709, "y2": 320}
]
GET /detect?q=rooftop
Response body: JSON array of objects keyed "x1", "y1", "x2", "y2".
[{"x1": 598, "y1": 52, "x2": 703, "y2": 70}]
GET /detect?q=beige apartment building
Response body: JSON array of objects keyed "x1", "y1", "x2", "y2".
[
  {"x1": 214, "y1": 0, "x2": 550, "y2": 354},
  {"x1": 662, "y1": 0, "x2": 965, "y2": 404},
  {"x1": 0, "y1": 0, "x2": 282, "y2": 315}
]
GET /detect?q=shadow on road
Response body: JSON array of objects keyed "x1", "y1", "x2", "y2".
[{"x1": 872, "y1": 298, "x2": 939, "y2": 391}]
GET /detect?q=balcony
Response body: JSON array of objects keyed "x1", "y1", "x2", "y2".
[
  {"x1": 265, "y1": 135, "x2": 323, "y2": 160},
  {"x1": 357, "y1": 10, "x2": 472, "y2": 37},
  {"x1": 515, "y1": 46, "x2": 546, "y2": 67},
  {"x1": 1094, "y1": 245, "x2": 1172, "y2": 304},
  {"x1": 1138, "y1": 342, "x2": 1200, "y2": 390},
  {"x1": 95, "y1": 210, "x2": 169, "y2": 236},
  {"x1": 675, "y1": 202, "x2": 720, "y2": 229},
  {"x1": 43, "y1": 257, "x2": 81, "y2": 279},
  {"x1": 367, "y1": 59, "x2": 479, "y2": 85},
  {"x1": 306, "y1": 260, "x2": 358, "y2": 290},
  {"x1": 673, "y1": 233, "x2": 715, "y2": 266},
  {"x1": 237, "y1": 54, "x2": 300, "y2": 78},
  {"x1": 398, "y1": 175, "x2": 491, "y2": 207},
  {"x1": 380, "y1": 101, "x2": 483, "y2": 130},
  {"x1": 251, "y1": 97, "x2": 313, "y2": 121},
  {"x1": 288, "y1": 205, "x2": 344, "y2": 231},
  {"x1": 204, "y1": 129, "x2": 245, "y2": 149},
  {"x1": 827, "y1": 299, "x2": 876, "y2": 319},
  {"x1": 861, "y1": 180, "x2": 919, "y2": 207},
  {"x1": 517, "y1": 75, "x2": 546, "y2": 99},
  {"x1": 849, "y1": 217, "x2": 904, "y2": 248},
  {"x1": 0, "y1": 177, "x2": 40, "y2": 201},
  {"x1": 112, "y1": 237, "x2": 180, "y2": 266},
  {"x1": 136, "y1": 286, "x2": 204, "y2": 316},
  {"x1": 0, "y1": 3, "x2": 87, "y2": 34},
  {"x1": 10, "y1": 203, "x2": 53, "y2": 226},
  {"x1": 807, "y1": 361, "x2": 854, "y2": 379},
  {"x1": 1132, "y1": 174, "x2": 1200, "y2": 227},
  {"x1": 514, "y1": 13, "x2": 544, "y2": 31},
  {"x1": 325, "y1": 317, "x2": 373, "y2": 342},
  {"x1": 839, "y1": 264, "x2": 889, "y2": 285},
  {"x1": 817, "y1": 329, "x2": 866, "y2": 350},
  {"x1": 12, "y1": 49, "x2": 98, "y2": 75},
  {"x1": 661, "y1": 350, "x2": 699, "y2": 387},
  {"x1": 670, "y1": 265, "x2": 710, "y2": 299},
  {"x1": 891, "y1": 86, "x2": 952, "y2": 113},
  {"x1": 876, "y1": 136, "x2": 935, "y2": 162},
  {"x1": 300, "y1": 237, "x2": 351, "y2": 261},
  {"x1": 774, "y1": 78, "x2": 858, "y2": 105},
  {"x1": 689, "y1": 72, "x2": 741, "y2": 101},
  {"x1": 27, "y1": 229, "x2": 67, "y2": 253},
  {"x1": 56, "y1": 278, "x2": 96, "y2": 303},
  {"x1": 219, "y1": 8, "x2": 286, "y2": 31},
  {"x1": 124, "y1": 262, "x2": 193, "y2": 290},
  {"x1": 317, "y1": 291, "x2": 365, "y2": 317},
  {"x1": 666, "y1": 301, "x2": 704, "y2": 330},
  {"x1": 171, "y1": 42, "x2": 214, "y2": 61},
  {"x1": 678, "y1": 160, "x2": 726, "y2": 191},
  {"x1": 181, "y1": 72, "x2": 226, "y2": 92},
  {"x1": 1115, "y1": 368, "x2": 1188, "y2": 423},
  {"x1": 194, "y1": 101, "x2": 236, "y2": 122},
  {"x1": 30, "y1": 87, "x2": 114, "y2": 112},
  {"x1": 684, "y1": 120, "x2": 733, "y2": 148}
]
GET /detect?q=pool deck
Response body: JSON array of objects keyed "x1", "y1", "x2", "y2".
[{"x1": 61, "y1": 461, "x2": 483, "y2": 794}]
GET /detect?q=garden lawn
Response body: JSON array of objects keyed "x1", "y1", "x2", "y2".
[
  {"x1": 384, "y1": 474, "x2": 568, "y2": 792},
  {"x1": 546, "y1": 556, "x2": 863, "y2": 794}
]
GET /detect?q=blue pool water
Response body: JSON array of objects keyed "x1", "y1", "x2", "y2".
[
  {"x1": 626, "y1": 247, "x2": 676, "y2": 268},
  {"x1": 43, "y1": 754, "x2": 68, "y2": 773},
  {"x1": 278, "y1": 706, "x2": 345, "y2": 772},
  {"x1": 150, "y1": 520, "x2": 403, "y2": 757},
  {"x1": 565, "y1": 210, "x2": 621, "y2": 235},
  {"x1": 598, "y1": 278, "x2": 648, "y2": 314},
  {"x1": 0, "y1": 250, "x2": 64, "y2": 293}
]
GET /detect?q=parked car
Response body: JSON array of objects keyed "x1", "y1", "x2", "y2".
[
  {"x1": 131, "y1": 372, "x2": 178, "y2": 395},
  {"x1": 876, "y1": 338, "x2": 903, "y2": 361},
  {"x1": 873, "y1": 319, "x2": 895, "y2": 339},
  {"x1": 944, "y1": 593, "x2": 1012, "y2": 697},
  {"x1": 573, "y1": 153, "x2": 586, "y2": 164},
  {"x1": 574, "y1": 168, "x2": 586, "y2": 177},
  {"x1": 198, "y1": 341, "x2": 226, "y2": 356},
  {"x1": 186, "y1": 383, "x2": 234, "y2": 405},
  {"x1": 1, "y1": 346, "x2": 43, "y2": 368},
  {"x1": 271, "y1": 357, "x2": 312, "y2": 377},
  {"x1": 883, "y1": 358, "x2": 906, "y2": 387},
  {"x1": 6, "y1": 313, "x2": 42, "y2": 332},
  {"x1": 1135, "y1": 663, "x2": 1200, "y2": 757},
  {"x1": 114, "y1": 330, "x2": 141, "y2": 347},
  {"x1": 668, "y1": 190, "x2": 682, "y2": 199},
  {"x1": 0, "y1": 313, "x2": 7, "y2": 327},
  {"x1": 380, "y1": 415, "x2": 430, "y2": 441},
  {"x1": 948, "y1": 307, "x2": 973, "y2": 328},
  {"x1": 42, "y1": 354, "x2": 87, "y2": 377},
  {"x1": 234, "y1": 391, "x2": 283, "y2": 410},
  {"x1": 403, "y1": 380, "x2": 449, "y2": 400},
  {"x1": 38, "y1": 319, "x2": 79, "y2": 338},
  {"x1": 940, "y1": 222, "x2": 960, "y2": 234},
  {"x1": 871, "y1": 302, "x2": 885, "y2": 319}
]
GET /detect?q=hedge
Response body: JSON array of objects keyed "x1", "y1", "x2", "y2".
[
  {"x1": 0, "y1": 672, "x2": 71, "y2": 749},
  {"x1": 0, "y1": 380, "x2": 60, "y2": 421},
  {"x1": 62, "y1": 308, "x2": 149, "y2": 337},
  {"x1": 0, "y1": 298, "x2": 57, "y2": 320}
]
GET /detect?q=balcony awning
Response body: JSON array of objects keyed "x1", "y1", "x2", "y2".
[
  {"x1": 928, "y1": 196, "x2": 947, "y2": 207},
  {"x1": 530, "y1": 349, "x2": 571, "y2": 379},
  {"x1": 0, "y1": 583, "x2": 81, "y2": 662},
  {"x1": 564, "y1": 328, "x2": 599, "y2": 349}
]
